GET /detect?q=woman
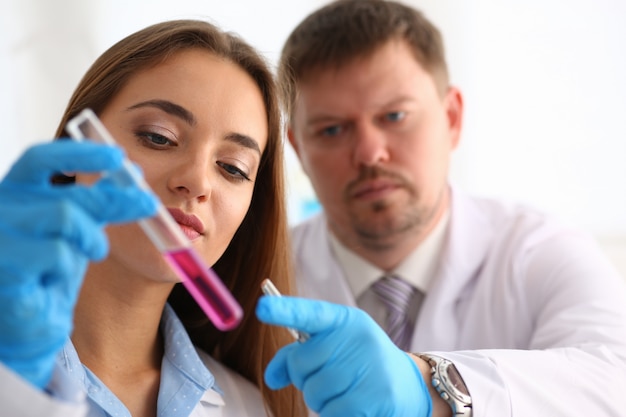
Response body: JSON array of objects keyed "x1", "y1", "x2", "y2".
[{"x1": 0, "y1": 19, "x2": 306, "y2": 416}]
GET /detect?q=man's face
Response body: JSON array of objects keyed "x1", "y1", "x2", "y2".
[{"x1": 288, "y1": 39, "x2": 463, "y2": 251}]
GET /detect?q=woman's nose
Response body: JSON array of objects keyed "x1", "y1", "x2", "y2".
[
  {"x1": 351, "y1": 122, "x2": 390, "y2": 168},
  {"x1": 167, "y1": 157, "x2": 212, "y2": 202}
]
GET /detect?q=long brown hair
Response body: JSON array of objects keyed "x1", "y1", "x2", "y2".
[
  {"x1": 278, "y1": 0, "x2": 449, "y2": 124},
  {"x1": 54, "y1": 19, "x2": 306, "y2": 416}
]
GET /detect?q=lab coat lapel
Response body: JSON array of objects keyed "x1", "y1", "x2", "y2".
[
  {"x1": 412, "y1": 189, "x2": 494, "y2": 351},
  {"x1": 293, "y1": 214, "x2": 357, "y2": 307}
]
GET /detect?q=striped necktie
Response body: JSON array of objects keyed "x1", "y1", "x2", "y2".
[{"x1": 371, "y1": 275, "x2": 416, "y2": 350}]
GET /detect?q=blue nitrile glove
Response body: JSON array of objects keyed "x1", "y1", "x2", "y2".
[
  {"x1": 256, "y1": 296, "x2": 432, "y2": 417},
  {"x1": 0, "y1": 141, "x2": 157, "y2": 389}
]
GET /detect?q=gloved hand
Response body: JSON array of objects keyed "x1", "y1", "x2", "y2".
[
  {"x1": 256, "y1": 296, "x2": 433, "y2": 417},
  {"x1": 0, "y1": 140, "x2": 157, "y2": 389}
]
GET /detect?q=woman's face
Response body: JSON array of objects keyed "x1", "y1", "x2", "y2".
[{"x1": 93, "y1": 49, "x2": 268, "y2": 283}]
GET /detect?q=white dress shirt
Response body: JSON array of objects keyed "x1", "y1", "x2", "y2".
[{"x1": 328, "y1": 209, "x2": 449, "y2": 330}]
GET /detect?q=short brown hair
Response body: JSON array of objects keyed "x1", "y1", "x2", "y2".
[{"x1": 278, "y1": 0, "x2": 449, "y2": 122}]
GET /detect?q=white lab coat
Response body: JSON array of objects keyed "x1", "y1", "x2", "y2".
[
  {"x1": 291, "y1": 188, "x2": 626, "y2": 416},
  {"x1": 0, "y1": 348, "x2": 266, "y2": 417}
]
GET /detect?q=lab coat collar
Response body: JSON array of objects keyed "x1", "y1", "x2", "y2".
[
  {"x1": 413, "y1": 187, "x2": 495, "y2": 351},
  {"x1": 292, "y1": 213, "x2": 359, "y2": 307}
]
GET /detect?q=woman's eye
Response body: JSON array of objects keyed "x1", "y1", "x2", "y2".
[
  {"x1": 136, "y1": 131, "x2": 175, "y2": 147},
  {"x1": 217, "y1": 161, "x2": 251, "y2": 182}
]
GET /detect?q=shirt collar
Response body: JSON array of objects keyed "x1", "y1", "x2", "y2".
[
  {"x1": 160, "y1": 303, "x2": 215, "y2": 390},
  {"x1": 329, "y1": 208, "x2": 450, "y2": 298},
  {"x1": 159, "y1": 303, "x2": 224, "y2": 414},
  {"x1": 60, "y1": 303, "x2": 223, "y2": 416}
]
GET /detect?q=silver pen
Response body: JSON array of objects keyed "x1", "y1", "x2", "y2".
[{"x1": 261, "y1": 279, "x2": 310, "y2": 343}]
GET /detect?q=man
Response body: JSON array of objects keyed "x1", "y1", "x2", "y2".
[{"x1": 278, "y1": 0, "x2": 626, "y2": 415}]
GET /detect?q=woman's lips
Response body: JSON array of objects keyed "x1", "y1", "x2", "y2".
[{"x1": 167, "y1": 208, "x2": 205, "y2": 240}]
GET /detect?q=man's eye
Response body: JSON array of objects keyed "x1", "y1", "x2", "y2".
[
  {"x1": 320, "y1": 125, "x2": 342, "y2": 137},
  {"x1": 385, "y1": 111, "x2": 406, "y2": 122}
]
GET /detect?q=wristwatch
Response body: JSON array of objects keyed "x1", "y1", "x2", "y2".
[{"x1": 416, "y1": 353, "x2": 472, "y2": 417}]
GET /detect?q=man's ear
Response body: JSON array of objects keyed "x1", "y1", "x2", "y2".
[
  {"x1": 445, "y1": 86, "x2": 464, "y2": 150},
  {"x1": 286, "y1": 125, "x2": 300, "y2": 157}
]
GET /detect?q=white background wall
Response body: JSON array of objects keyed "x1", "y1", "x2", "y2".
[{"x1": 2, "y1": 0, "x2": 625, "y2": 271}]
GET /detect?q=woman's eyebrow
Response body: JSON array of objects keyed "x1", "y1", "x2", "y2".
[
  {"x1": 127, "y1": 99, "x2": 196, "y2": 126},
  {"x1": 226, "y1": 132, "x2": 261, "y2": 156},
  {"x1": 127, "y1": 100, "x2": 261, "y2": 154}
]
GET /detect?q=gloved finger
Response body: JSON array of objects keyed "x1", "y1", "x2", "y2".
[
  {"x1": 83, "y1": 178, "x2": 157, "y2": 223},
  {"x1": 256, "y1": 295, "x2": 352, "y2": 336},
  {"x1": 278, "y1": 328, "x2": 357, "y2": 389},
  {"x1": 3, "y1": 166, "x2": 156, "y2": 227},
  {"x1": 258, "y1": 296, "x2": 369, "y2": 390},
  {"x1": 0, "y1": 233, "x2": 93, "y2": 292},
  {"x1": 0, "y1": 345, "x2": 61, "y2": 390},
  {"x1": 34, "y1": 179, "x2": 157, "y2": 224},
  {"x1": 2, "y1": 141, "x2": 124, "y2": 185},
  {"x1": 300, "y1": 361, "x2": 357, "y2": 413},
  {"x1": 0, "y1": 282, "x2": 41, "y2": 332},
  {"x1": 0, "y1": 280, "x2": 75, "y2": 344},
  {"x1": 0, "y1": 322, "x2": 67, "y2": 357},
  {"x1": 263, "y1": 338, "x2": 330, "y2": 392},
  {"x1": 0, "y1": 201, "x2": 110, "y2": 262},
  {"x1": 40, "y1": 239, "x2": 91, "y2": 308},
  {"x1": 0, "y1": 273, "x2": 78, "y2": 390},
  {"x1": 317, "y1": 394, "x2": 367, "y2": 417},
  {"x1": 0, "y1": 234, "x2": 90, "y2": 323},
  {"x1": 264, "y1": 343, "x2": 299, "y2": 390},
  {"x1": 291, "y1": 317, "x2": 386, "y2": 406}
]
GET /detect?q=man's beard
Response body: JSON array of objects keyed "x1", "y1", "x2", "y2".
[
  {"x1": 351, "y1": 198, "x2": 433, "y2": 251},
  {"x1": 344, "y1": 166, "x2": 438, "y2": 251}
]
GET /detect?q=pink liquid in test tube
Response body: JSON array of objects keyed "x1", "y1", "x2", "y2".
[{"x1": 165, "y1": 248, "x2": 243, "y2": 331}]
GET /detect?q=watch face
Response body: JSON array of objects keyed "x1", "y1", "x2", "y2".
[{"x1": 447, "y1": 365, "x2": 470, "y2": 395}]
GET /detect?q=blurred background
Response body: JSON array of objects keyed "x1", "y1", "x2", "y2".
[{"x1": 2, "y1": 0, "x2": 625, "y2": 272}]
